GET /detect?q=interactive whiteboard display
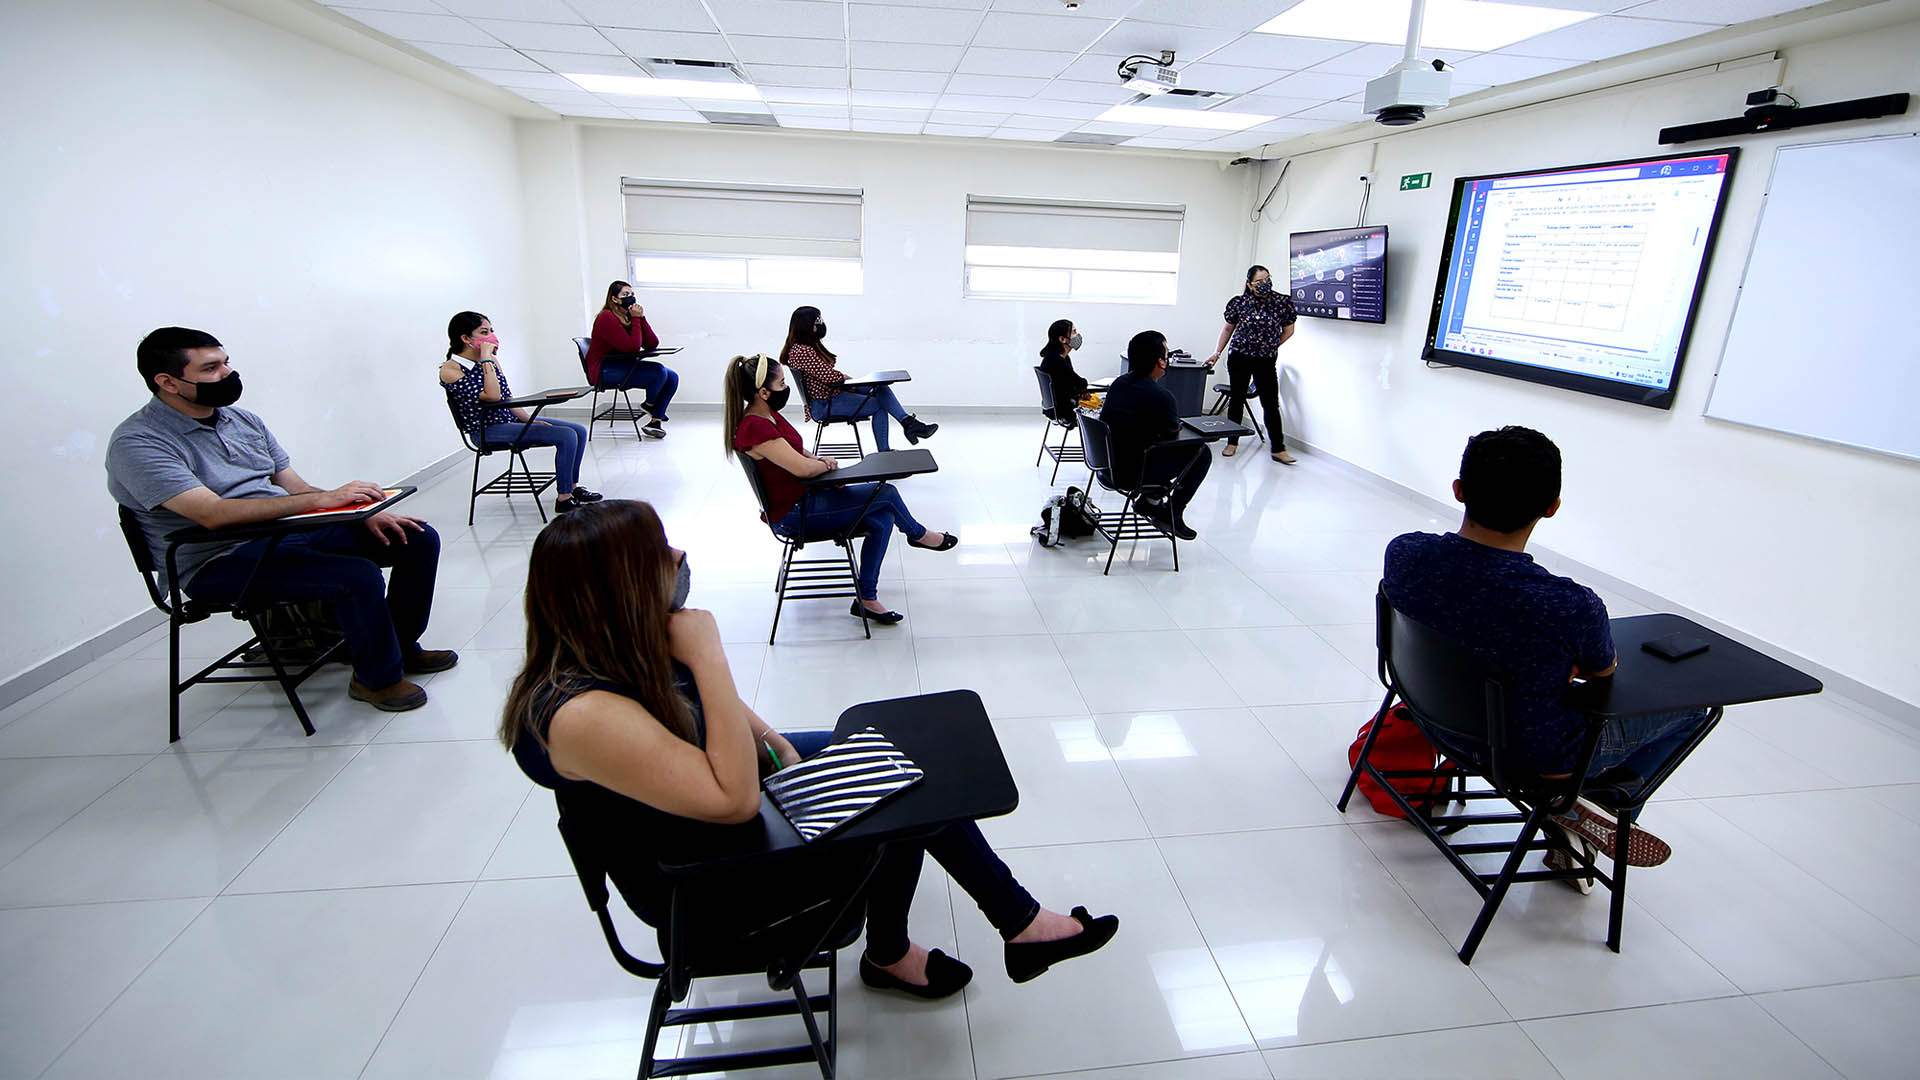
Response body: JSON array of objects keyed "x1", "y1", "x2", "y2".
[
  {"x1": 1424, "y1": 149, "x2": 1738, "y2": 409},
  {"x1": 1289, "y1": 225, "x2": 1388, "y2": 323}
]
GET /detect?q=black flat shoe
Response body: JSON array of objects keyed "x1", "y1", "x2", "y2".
[
  {"x1": 569, "y1": 488, "x2": 604, "y2": 503},
  {"x1": 1004, "y1": 907, "x2": 1119, "y2": 984},
  {"x1": 911, "y1": 532, "x2": 960, "y2": 552},
  {"x1": 850, "y1": 600, "x2": 905, "y2": 625},
  {"x1": 859, "y1": 949, "x2": 972, "y2": 1000},
  {"x1": 553, "y1": 499, "x2": 576, "y2": 514}
]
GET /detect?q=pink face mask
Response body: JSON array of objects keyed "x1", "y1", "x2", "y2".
[{"x1": 475, "y1": 333, "x2": 500, "y2": 345}]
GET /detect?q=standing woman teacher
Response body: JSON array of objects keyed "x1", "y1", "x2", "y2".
[{"x1": 1207, "y1": 265, "x2": 1298, "y2": 464}]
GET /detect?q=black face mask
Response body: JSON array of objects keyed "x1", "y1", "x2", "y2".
[
  {"x1": 183, "y1": 370, "x2": 243, "y2": 408},
  {"x1": 620, "y1": 295, "x2": 636, "y2": 307},
  {"x1": 670, "y1": 557, "x2": 691, "y2": 613},
  {"x1": 1253, "y1": 280, "x2": 1274, "y2": 295},
  {"x1": 813, "y1": 321, "x2": 827, "y2": 339},
  {"x1": 766, "y1": 386, "x2": 791, "y2": 412}
]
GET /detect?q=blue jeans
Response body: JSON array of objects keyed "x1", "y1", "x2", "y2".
[
  {"x1": 599, "y1": 357, "x2": 678, "y2": 421},
  {"x1": 482, "y1": 419, "x2": 587, "y2": 494},
  {"x1": 782, "y1": 731, "x2": 1039, "y2": 963},
  {"x1": 1586, "y1": 707, "x2": 1716, "y2": 783},
  {"x1": 810, "y1": 386, "x2": 909, "y2": 451},
  {"x1": 774, "y1": 483, "x2": 926, "y2": 601},
  {"x1": 185, "y1": 522, "x2": 441, "y2": 689}
]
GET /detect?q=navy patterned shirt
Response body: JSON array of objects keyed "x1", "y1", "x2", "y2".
[
  {"x1": 1222, "y1": 291, "x2": 1297, "y2": 358},
  {"x1": 1382, "y1": 532, "x2": 1616, "y2": 775},
  {"x1": 443, "y1": 359, "x2": 516, "y2": 435}
]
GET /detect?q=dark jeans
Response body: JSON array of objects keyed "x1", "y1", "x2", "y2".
[
  {"x1": 599, "y1": 357, "x2": 679, "y2": 420},
  {"x1": 482, "y1": 418, "x2": 587, "y2": 494},
  {"x1": 774, "y1": 482, "x2": 926, "y2": 601},
  {"x1": 1137, "y1": 441, "x2": 1213, "y2": 516},
  {"x1": 783, "y1": 731, "x2": 1039, "y2": 963},
  {"x1": 1431, "y1": 707, "x2": 1715, "y2": 821},
  {"x1": 1225, "y1": 350, "x2": 1283, "y2": 448},
  {"x1": 810, "y1": 386, "x2": 909, "y2": 451},
  {"x1": 185, "y1": 522, "x2": 441, "y2": 689}
]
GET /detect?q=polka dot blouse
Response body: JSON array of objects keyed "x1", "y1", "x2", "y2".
[{"x1": 443, "y1": 359, "x2": 517, "y2": 435}]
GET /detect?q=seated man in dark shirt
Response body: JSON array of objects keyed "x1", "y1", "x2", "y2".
[
  {"x1": 106, "y1": 327, "x2": 457, "y2": 714},
  {"x1": 1382, "y1": 426, "x2": 1711, "y2": 877},
  {"x1": 1098, "y1": 330, "x2": 1211, "y2": 540}
]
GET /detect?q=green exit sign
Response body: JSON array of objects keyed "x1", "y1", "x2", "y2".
[{"x1": 1400, "y1": 172, "x2": 1432, "y2": 190}]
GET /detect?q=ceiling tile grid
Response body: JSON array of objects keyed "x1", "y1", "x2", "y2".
[{"x1": 319, "y1": 0, "x2": 1830, "y2": 152}]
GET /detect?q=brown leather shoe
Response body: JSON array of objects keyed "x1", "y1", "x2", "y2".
[
  {"x1": 349, "y1": 678, "x2": 428, "y2": 712},
  {"x1": 403, "y1": 649, "x2": 460, "y2": 675}
]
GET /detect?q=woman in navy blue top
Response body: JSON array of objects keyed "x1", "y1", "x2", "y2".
[
  {"x1": 500, "y1": 500, "x2": 1117, "y2": 999},
  {"x1": 440, "y1": 311, "x2": 599, "y2": 513}
]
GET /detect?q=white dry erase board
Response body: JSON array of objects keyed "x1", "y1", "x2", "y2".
[{"x1": 1704, "y1": 132, "x2": 1920, "y2": 463}]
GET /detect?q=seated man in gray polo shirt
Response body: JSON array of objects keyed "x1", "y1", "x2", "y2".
[{"x1": 106, "y1": 327, "x2": 456, "y2": 713}]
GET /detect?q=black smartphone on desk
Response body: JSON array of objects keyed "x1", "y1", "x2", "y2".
[{"x1": 1642, "y1": 633, "x2": 1710, "y2": 661}]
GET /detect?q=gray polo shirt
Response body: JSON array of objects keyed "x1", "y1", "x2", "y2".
[{"x1": 106, "y1": 397, "x2": 293, "y2": 588}]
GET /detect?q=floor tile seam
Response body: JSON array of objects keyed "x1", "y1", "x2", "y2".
[
  {"x1": 1741, "y1": 991, "x2": 1858, "y2": 1080},
  {"x1": 0, "y1": 751, "x2": 163, "y2": 881},
  {"x1": 1253, "y1": 1017, "x2": 1554, "y2": 1059},
  {"x1": 211, "y1": 736, "x2": 378, "y2": 899},
  {"x1": 0, "y1": 892, "x2": 222, "y2": 912},
  {"x1": 28, "y1": 892, "x2": 217, "y2": 1080},
  {"x1": 473, "y1": 787, "x2": 536, "y2": 882},
  {"x1": 354, "y1": 880, "x2": 481, "y2": 1080},
  {"x1": 1518, "y1": 990, "x2": 1845, "y2": 1077},
  {"x1": 1139, "y1": 833, "x2": 1265, "y2": 1054},
  {"x1": 1687, "y1": 796, "x2": 1920, "y2": 951},
  {"x1": 994, "y1": 1046, "x2": 1276, "y2": 1080}
]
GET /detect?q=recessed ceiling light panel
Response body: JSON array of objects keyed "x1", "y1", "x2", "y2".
[
  {"x1": 563, "y1": 72, "x2": 764, "y2": 101},
  {"x1": 1255, "y1": 0, "x2": 1594, "y2": 53},
  {"x1": 1097, "y1": 104, "x2": 1275, "y2": 131}
]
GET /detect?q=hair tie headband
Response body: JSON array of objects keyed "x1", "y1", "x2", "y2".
[{"x1": 753, "y1": 353, "x2": 769, "y2": 388}]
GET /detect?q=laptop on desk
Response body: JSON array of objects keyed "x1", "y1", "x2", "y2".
[{"x1": 1181, "y1": 415, "x2": 1246, "y2": 437}]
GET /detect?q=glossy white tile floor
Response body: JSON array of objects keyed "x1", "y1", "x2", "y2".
[{"x1": 5, "y1": 411, "x2": 1919, "y2": 1079}]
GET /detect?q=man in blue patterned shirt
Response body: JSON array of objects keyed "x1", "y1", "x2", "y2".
[{"x1": 1383, "y1": 427, "x2": 1712, "y2": 874}]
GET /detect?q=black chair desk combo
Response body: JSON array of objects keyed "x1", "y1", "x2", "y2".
[
  {"x1": 1343, "y1": 590, "x2": 1822, "y2": 964},
  {"x1": 1031, "y1": 366, "x2": 1085, "y2": 486},
  {"x1": 574, "y1": 336, "x2": 682, "y2": 441},
  {"x1": 117, "y1": 487, "x2": 416, "y2": 743},
  {"x1": 1205, "y1": 382, "x2": 1267, "y2": 446},
  {"x1": 557, "y1": 689, "x2": 1016, "y2": 1079},
  {"x1": 735, "y1": 448, "x2": 939, "y2": 644},
  {"x1": 444, "y1": 386, "x2": 588, "y2": 526}
]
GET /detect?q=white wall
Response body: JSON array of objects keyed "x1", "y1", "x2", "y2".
[
  {"x1": 1254, "y1": 19, "x2": 1920, "y2": 706},
  {"x1": 513, "y1": 122, "x2": 1256, "y2": 409},
  {"x1": 2, "y1": 0, "x2": 529, "y2": 685}
]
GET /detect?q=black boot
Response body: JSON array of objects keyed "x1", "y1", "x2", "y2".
[{"x1": 901, "y1": 414, "x2": 939, "y2": 444}]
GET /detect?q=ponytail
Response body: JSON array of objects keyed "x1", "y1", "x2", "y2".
[
  {"x1": 446, "y1": 310, "x2": 486, "y2": 360},
  {"x1": 723, "y1": 353, "x2": 779, "y2": 458}
]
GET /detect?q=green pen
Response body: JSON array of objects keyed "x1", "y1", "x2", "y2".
[{"x1": 763, "y1": 737, "x2": 783, "y2": 773}]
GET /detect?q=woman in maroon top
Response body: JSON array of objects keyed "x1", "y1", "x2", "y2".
[
  {"x1": 585, "y1": 281, "x2": 678, "y2": 439},
  {"x1": 725, "y1": 353, "x2": 955, "y2": 624},
  {"x1": 779, "y1": 306, "x2": 937, "y2": 452}
]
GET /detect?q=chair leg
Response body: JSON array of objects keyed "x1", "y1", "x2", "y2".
[
  {"x1": 1459, "y1": 808, "x2": 1552, "y2": 964},
  {"x1": 168, "y1": 615, "x2": 184, "y2": 743},
  {"x1": 1608, "y1": 815, "x2": 1631, "y2": 953},
  {"x1": 467, "y1": 451, "x2": 482, "y2": 527},
  {"x1": 517, "y1": 451, "x2": 548, "y2": 524},
  {"x1": 586, "y1": 389, "x2": 599, "y2": 441},
  {"x1": 1035, "y1": 420, "x2": 1050, "y2": 467},
  {"x1": 638, "y1": 975, "x2": 673, "y2": 1080},
  {"x1": 1338, "y1": 688, "x2": 1398, "y2": 811},
  {"x1": 623, "y1": 389, "x2": 643, "y2": 440},
  {"x1": 253, "y1": 615, "x2": 317, "y2": 737},
  {"x1": 844, "y1": 542, "x2": 869, "y2": 641},
  {"x1": 790, "y1": 971, "x2": 834, "y2": 1080},
  {"x1": 770, "y1": 548, "x2": 794, "y2": 645},
  {"x1": 1104, "y1": 496, "x2": 1129, "y2": 575}
]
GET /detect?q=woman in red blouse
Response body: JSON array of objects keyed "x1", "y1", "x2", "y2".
[
  {"x1": 585, "y1": 281, "x2": 678, "y2": 439},
  {"x1": 725, "y1": 353, "x2": 956, "y2": 624},
  {"x1": 779, "y1": 305, "x2": 937, "y2": 452}
]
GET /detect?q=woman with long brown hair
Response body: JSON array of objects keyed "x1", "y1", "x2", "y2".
[
  {"x1": 726, "y1": 353, "x2": 955, "y2": 625},
  {"x1": 584, "y1": 280, "x2": 677, "y2": 439},
  {"x1": 779, "y1": 305, "x2": 936, "y2": 451},
  {"x1": 502, "y1": 500, "x2": 1118, "y2": 999}
]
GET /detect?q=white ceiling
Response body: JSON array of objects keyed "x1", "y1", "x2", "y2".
[{"x1": 319, "y1": 0, "x2": 1828, "y2": 153}]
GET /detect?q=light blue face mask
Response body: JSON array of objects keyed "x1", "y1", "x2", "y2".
[{"x1": 670, "y1": 556, "x2": 691, "y2": 612}]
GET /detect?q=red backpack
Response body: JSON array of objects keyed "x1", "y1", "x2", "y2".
[{"x1": 1348, "y1": 704, "x2": 1451, "y2": 818}]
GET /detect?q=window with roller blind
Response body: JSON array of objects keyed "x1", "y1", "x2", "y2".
[
  {"x1": 963, "y1": 196, "x2": 1184, "y2": 305},
  {"x1": 622, "y1": 178, "x2": 864, "y2": 295}
]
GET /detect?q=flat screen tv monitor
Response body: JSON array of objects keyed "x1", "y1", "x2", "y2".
[
  {"x1": 1288, "y1": 225, "x2": 1388, "y2": 323},
  {"x1": 1423, "y1": 149, "x2": 1738, "y2": 409}
]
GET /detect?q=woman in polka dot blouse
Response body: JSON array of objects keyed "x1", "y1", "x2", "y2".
[{"x1": 440, "y1": 311, "x2": 599, "y2": 514}]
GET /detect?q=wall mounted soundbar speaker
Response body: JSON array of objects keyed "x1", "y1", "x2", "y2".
[{"x1": 1660, "y1": 92, "x2": 1909, "y2": 145}]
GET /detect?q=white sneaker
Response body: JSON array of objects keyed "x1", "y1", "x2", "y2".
[{"x1": 1543, "y1": 826, "x2": 1596, "y2": 895}]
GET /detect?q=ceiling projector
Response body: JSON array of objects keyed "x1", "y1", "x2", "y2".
[{"x1": 1364, "y1": 58, "x2": 1453, "y2": 126}]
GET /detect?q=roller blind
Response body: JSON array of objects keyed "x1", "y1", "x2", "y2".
[
  {"x1": 623, "y1": 178, "x2": 863, "y2": 259},
  {"x1": 965, "y1": 195, "x2": 1184, "y2": 254}
]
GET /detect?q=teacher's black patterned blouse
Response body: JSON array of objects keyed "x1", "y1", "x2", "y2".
[{"x1": 1222, "y1": 291, "x2": 1298, "y2": 358}]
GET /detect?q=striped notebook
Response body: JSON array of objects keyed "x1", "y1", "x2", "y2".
[{"x1": 763, "y1": 728, "x2": 925, "y2": 841}]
